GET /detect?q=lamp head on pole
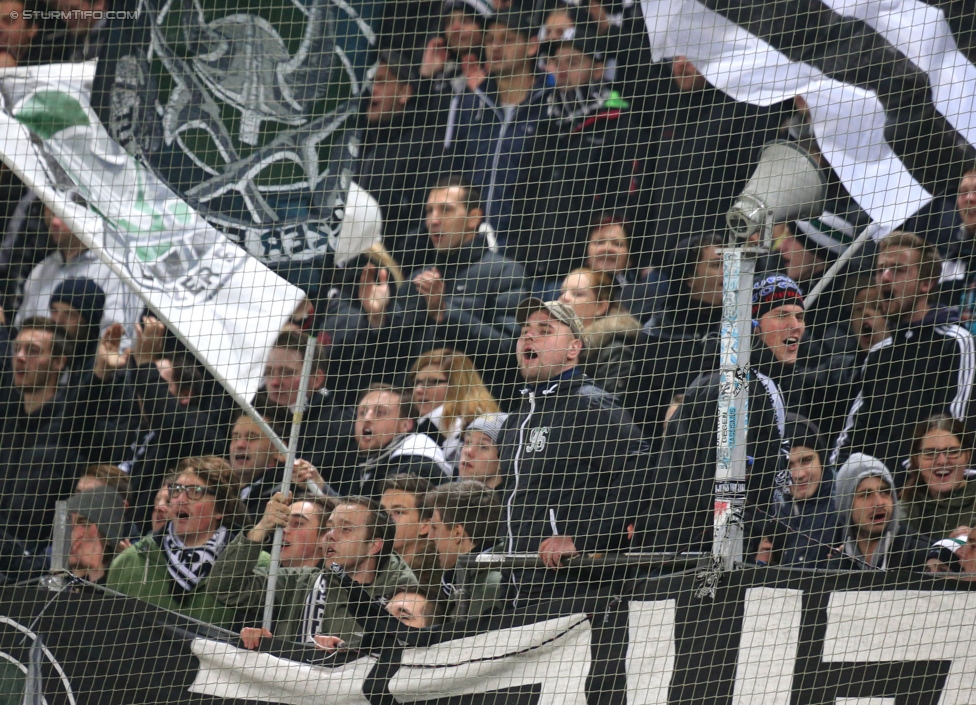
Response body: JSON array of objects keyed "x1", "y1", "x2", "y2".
[{"x1": 726, "y1": 140, "x2": 827, "y2": 248}]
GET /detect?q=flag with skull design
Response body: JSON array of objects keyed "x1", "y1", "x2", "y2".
[{"x1": 92, "y1": 0, "x2": 383, "y2": 272}]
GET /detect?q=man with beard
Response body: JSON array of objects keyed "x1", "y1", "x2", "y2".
[
  {"x1": 829, "y1": 233, "x2": 976, "y2": 483},
  {"x1": 826, "y1": 453, "x2": 929, "y2": 571},
  {"x1": 634, "y1": 275, "x2": 805, "y2": 556}
]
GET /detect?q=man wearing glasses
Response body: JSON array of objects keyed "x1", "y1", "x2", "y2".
[{"x1": 830, "y1": 232, "x2": 976, "y2": 484}]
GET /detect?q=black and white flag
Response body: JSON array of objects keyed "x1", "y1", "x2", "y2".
[{"x1": 641, "y1": 0, "x2": 976, "y2": 228}]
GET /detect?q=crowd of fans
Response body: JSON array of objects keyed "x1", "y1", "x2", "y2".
[{"x1": 1, "y1": 0, "x2": 976, "y2": 651}]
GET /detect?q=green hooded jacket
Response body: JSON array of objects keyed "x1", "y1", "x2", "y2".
[{"x1": 906, "y1": 479, "x2": 976, "y2": 539}]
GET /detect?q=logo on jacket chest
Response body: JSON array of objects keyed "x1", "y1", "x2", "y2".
[{"x1": 524, "y1": 427, "x2": 550, "y2": 453}]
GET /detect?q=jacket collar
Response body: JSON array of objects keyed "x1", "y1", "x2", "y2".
[
  {"x1": 521, "y1": 366, "x2": 583, "y2": 397},
  {"x1": 433, "y1": 232, "x2": 488, "y2": 274}
]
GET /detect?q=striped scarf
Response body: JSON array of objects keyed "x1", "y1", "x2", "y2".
[{"x1": 161, "y1": 523, "x2": 230, "y2": 602}]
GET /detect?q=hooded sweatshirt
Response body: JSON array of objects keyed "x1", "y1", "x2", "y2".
[
  {"x1": 773, "y1": 459, "x2": 837, "y2": 569},
  {"x1": 829, "y1": 453, "x2": 930, "y2": 571}
]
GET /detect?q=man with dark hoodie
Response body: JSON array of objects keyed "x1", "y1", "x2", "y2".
[
  {"x1": 826, "y1": 453, "x2": 930, "y2": 572},
  {"x1": 763, "y1": 414, "x2": 837, "y2": 569},
  {"x1": 499, "y1": 297, "x2": 651, "y2": 604},
  {"x1": 443, "y1": 1, "x2": 550, "y2": 238},
  {"x1": 507, "y1": 12, "x2": 647, "y2": 279},
  {"x1": 830, "y1": 232, "x2": 976, "y2": 482},
  {"x1": 634, "y1": 275, "x2": 804, "y2": 556}
]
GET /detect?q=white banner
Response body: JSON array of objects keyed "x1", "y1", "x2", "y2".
[{"x1": 0, "y1": 61, "x2": 305, "y2": 403}]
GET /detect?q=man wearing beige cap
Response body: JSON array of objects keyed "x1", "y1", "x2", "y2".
[{"x1": 497, "y1": 296, "x2": 650, "y2": 606}]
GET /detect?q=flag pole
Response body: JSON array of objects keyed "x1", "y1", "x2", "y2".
[{"x1": 262, "y1": 335, "x2": 316, "y2": 632}]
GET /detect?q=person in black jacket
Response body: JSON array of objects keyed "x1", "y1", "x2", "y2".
[
  {"x1": 761, "y1": 414, "x2": 838, "y2": 569},
  {"x1": 0, "y1": 317, "x2": 76, "y2": 577},
  {"x1": 355, "y1": 49, "x2": 451, "y2": 272},
  {"x1": 89, "y1": 316, "x2": 222, "y2": 534},
  {"x1": 386, "y1": 175, "x2": 526, "y2": 404},
  {"x1": 614, "y1": 232, "x2": 724, "y2": 440},
  {"x1": 260, "y1": 329, "x2": 355, "y2": 477},
  {"x1": 645, "y1": 56, "x2": 785, "y2": 268},
  {"x1": 634, "y1": 276, "x2": 805, "y2": 557},
  {"x1": 829, "y1": 232, "x2": 976, "y2": 483},
  {"x1": 507, "y1": 14, "x2": 647, "y2": 280},
  {"x1": 498, "y1": 297, "x2": 651, "y2": 604}
]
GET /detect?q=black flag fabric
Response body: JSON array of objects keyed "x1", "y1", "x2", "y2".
[{"x1": 3, "y1": 569, "x2": 976, "y2": 705}]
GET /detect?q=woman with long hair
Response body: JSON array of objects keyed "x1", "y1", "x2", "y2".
[
  {"x1": 902, "y1": 414, "x2": 976, "y2": 539},
  {"x1": 407, "y1": 348, "x2": 499, "y2": 462},
  {"x1": 557, "y1": 266, "x2": 641, "y2": 402},
  {"x1": 106, "y1": 456, "x2": 247, "y2": 628}
]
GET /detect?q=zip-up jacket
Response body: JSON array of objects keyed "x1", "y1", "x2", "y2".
[
  {"x1": 444, "y1": 74, "x2": 550, "y2": 236},
  {"x1": 498, "y1": 371, "x2": 651, "y2": 599},
  {"x1": 830, "y1": 305, "x2": 976, "y2": 481}
]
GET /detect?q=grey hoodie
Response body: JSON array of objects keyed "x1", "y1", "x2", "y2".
[{"x1": 833, "y1": 453, "x2": 900, "y2": 568}]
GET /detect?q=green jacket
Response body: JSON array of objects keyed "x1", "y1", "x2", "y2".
[
  {"x1": 906, "y1": 480, "x2": 976, "y2": 539},
  {"x1": 106, "y1": 534, "x2": 243, "y2": 630},
  {"x1": 203, "y1": 533, "x2": 417, "y2": 647}
]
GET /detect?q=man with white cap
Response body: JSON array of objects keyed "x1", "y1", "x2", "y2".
[{"x1": 498, "y1": 296, "x2": 650, "y2": 605}]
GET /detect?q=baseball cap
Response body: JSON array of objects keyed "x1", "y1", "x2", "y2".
[
  {"x1": 490, "y1": 3, "x2": 540, "y2": 39},
  {"x1": 516, "y1": 296, "x2": 584, "y2": 340}
]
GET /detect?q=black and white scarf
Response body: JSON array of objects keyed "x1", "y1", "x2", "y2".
[
  {"x1": 299, "y1": 571, "x2": 330, "y2": 644},
  {"x1": 160, "y1": 523, "x2": 230, "y2": 602}
]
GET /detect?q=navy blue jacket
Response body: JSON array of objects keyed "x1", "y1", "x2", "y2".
[{"x1": 444, "y1": 74, "x2": 550, "y2": 237}]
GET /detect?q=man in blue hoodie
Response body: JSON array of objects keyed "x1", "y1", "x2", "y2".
[
  {"x1": 827, "y1": 453, "x2": 929, "y2": 572},
  {"x1": 762, "y1": 414, "x2": 837, "y2": 569},
  {"x1": 830, "y1": 232, "x2": 976, "y2": 482},
  {"x1": 443, "y1": 1, "x2": 549, "y2": 239}
]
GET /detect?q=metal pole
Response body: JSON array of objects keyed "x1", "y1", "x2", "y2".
[
  {"x1": 262, "y1": 335, "x2": 316, "y2": 632},
  {"x1": 714, "y1": 245, "x2": 761, "y2": 570},
  {"x1": 803, "y1": 223, "x2": 881, "y2": 310}
]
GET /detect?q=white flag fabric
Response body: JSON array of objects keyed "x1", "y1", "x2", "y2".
[
  {"x1": 640, "y1": 0, "x2": 943, "y2": 228},
  {"x1": 0, "y1": 61, "x2": 305, "y2": 404}
]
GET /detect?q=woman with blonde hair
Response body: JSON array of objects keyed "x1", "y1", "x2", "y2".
[{"x1": 407, "y1": 348, "x2": 499, "y2": 462}]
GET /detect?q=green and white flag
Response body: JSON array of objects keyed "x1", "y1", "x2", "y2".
[{"x1": 0, "y1": 60, "x2": 306, "y2": 404}]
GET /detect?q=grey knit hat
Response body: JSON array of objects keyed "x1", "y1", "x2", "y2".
[{"x1": 465, "y1": 413, "x2": 509, "y2": 445}]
